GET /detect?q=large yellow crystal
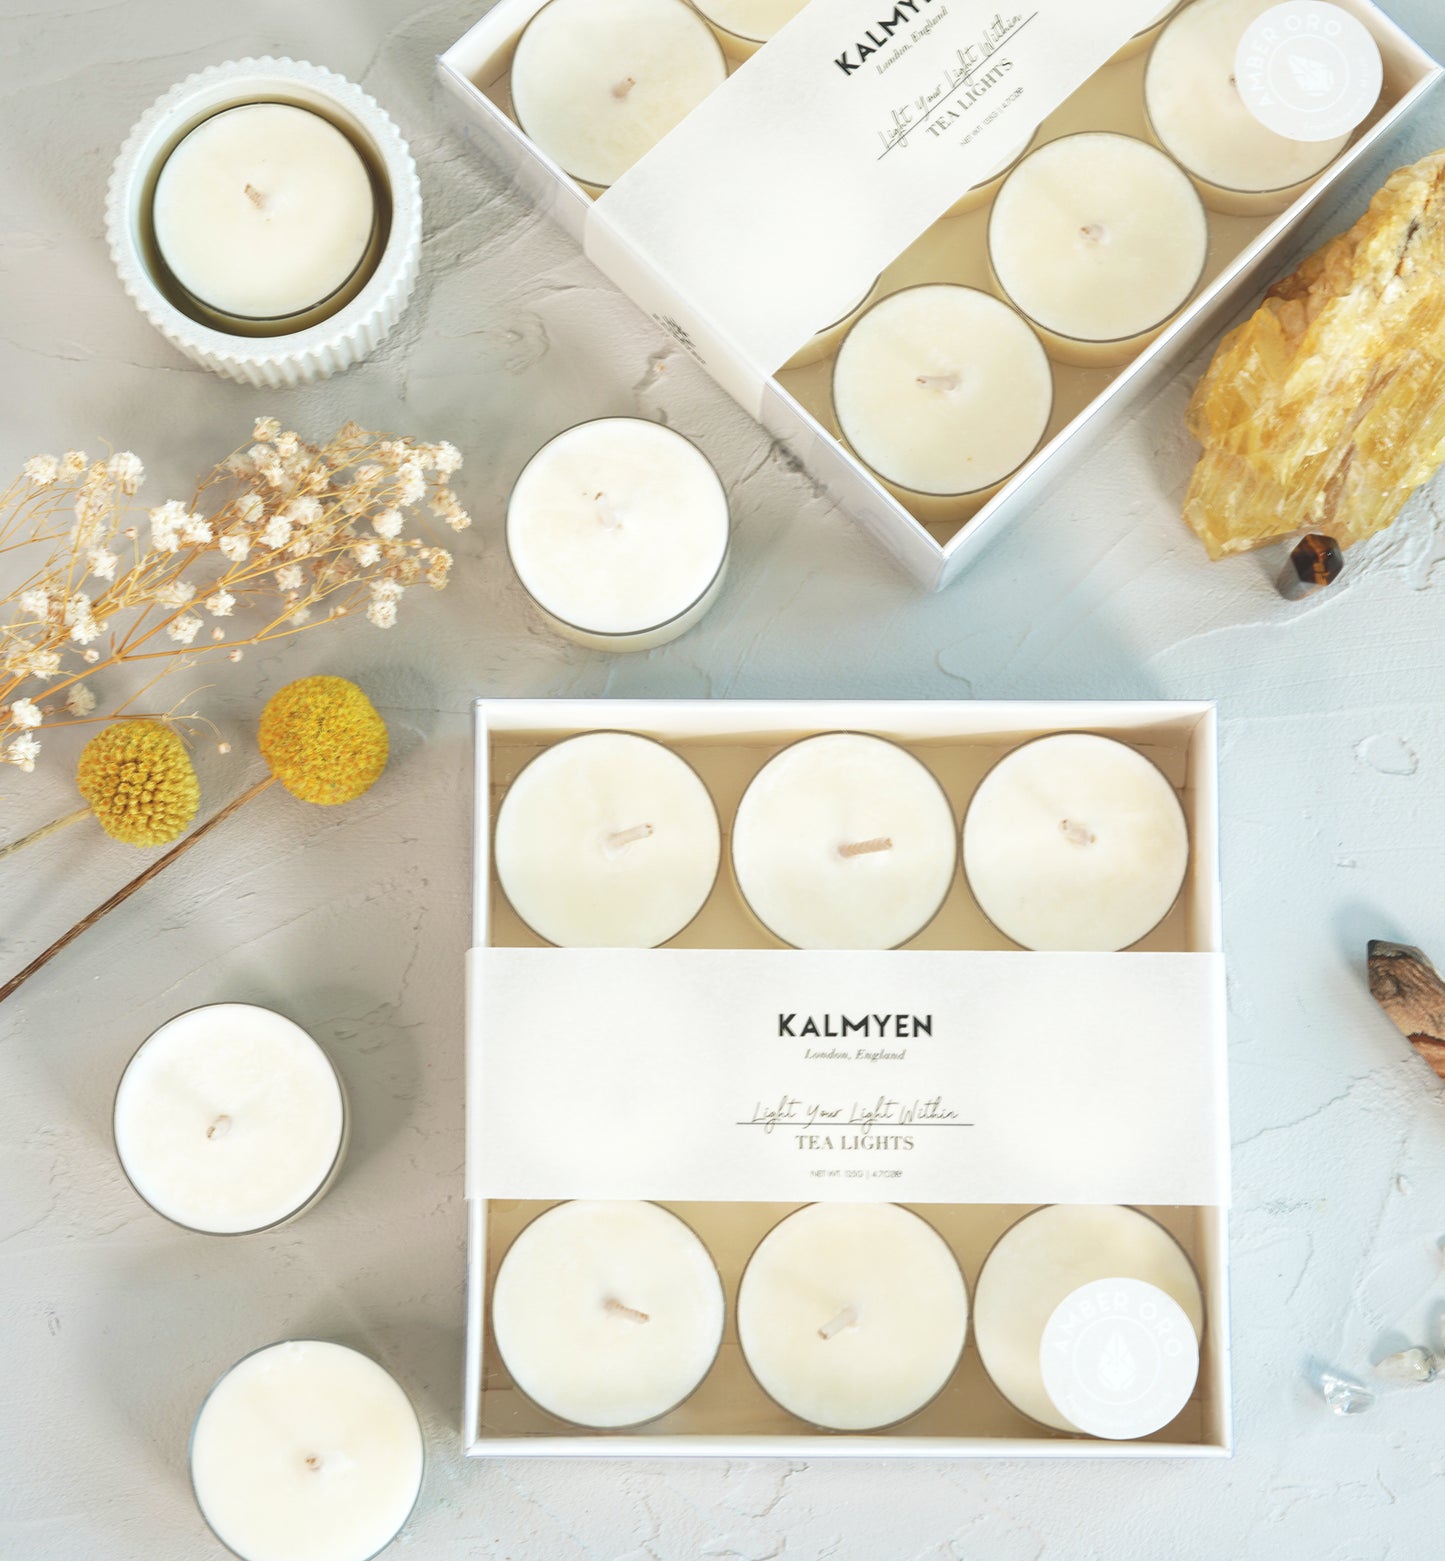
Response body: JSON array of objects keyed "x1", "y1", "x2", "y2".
[{"x1": 1184, "y1": 151, "x2": 1445, "y2": 559}]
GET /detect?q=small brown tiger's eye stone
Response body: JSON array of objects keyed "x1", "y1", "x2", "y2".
[{"x1": 1277, "y1": 534, "x2": 1345, "y2": 599}]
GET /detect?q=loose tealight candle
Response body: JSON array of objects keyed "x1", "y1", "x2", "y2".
[
  {"x1": 1146, "y1": 0, "x2": 1351, "y2": 215},
  {"x1": 738, "y1": 1203, "x2": 969, "y2": 1431},
  {"x1": 511, "y1": 0, "x2": 727, "y2": 192},
  {"x1": 963, "y1": 733, "x2": 1189, "y2": 952},
  {"x1": 153, "y1": 103, "x2": 376, "y2": 321},
  {"x1": 832, "y1": 286, "x2": 1053, "y2": 524},
  {"x1": 973, "y1": 1205, "x2": 1204, "y2": 1433},
  {"x1": 693, "y1": 0, "x2": 809, "y2": 60},
  {"x1": 494, "y1": 732, "x2": 721, "y2": 947},
  {"x1": 491, "y1": 1201, "x2": 725, "y2": 1427},
  {"x1": 732, "y1": 733, "x2": 957, "y2": 949},
  {"x1": 190, "y1": 1341, "x2": 423, "y2": 1561},
  {"x1": 113, "y1": 1004, "x2": 347, "y2": 1234},
  {"x1": 507, "y1": 418, "x2": 731, "y2": 652},
  {"x1": 990, "y1": 134, "x2": 1208, "y2": 367}
]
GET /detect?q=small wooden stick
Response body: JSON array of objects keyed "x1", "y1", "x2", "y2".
[
  {"x1": 1366, "y1": 940, "x2": 1445, "y2": 1083},
  {"x1": 0, "y1": 804, "x2": 91, "y2": 863},
  {"x1": 818, "y1": 1305, "x2": 861, "y2": 1341},
  {"x1": 607, "y1": 824, "x2": 653, "y2": 850},
  {"x1": 605, "y1": 1298, "x2": 650, "y2": 1325},
  {"x1": 839, "y1": 837, "x2": 892, "y2": 859},
  {"x1": 0, "y1": 775, "x2": 276, "y2": 1007}
]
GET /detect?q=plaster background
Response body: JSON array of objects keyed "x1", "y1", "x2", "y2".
[{"x1": 1, "y1": 1, "x2": 1444, "y2": 1556}]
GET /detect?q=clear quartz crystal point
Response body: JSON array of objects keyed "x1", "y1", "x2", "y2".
[
  {"x1": 1374, "y1": 1348, "x2": 1440, "y2": 1384},
  {"x1": 1320, "y1": 1372, "x2": 1376, "y2": 1415}
]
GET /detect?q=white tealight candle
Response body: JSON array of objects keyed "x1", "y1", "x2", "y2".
[
  {"x1": 946, "y1": 130, "x2": 1038, "y2": 217},
  {"x1": 511, "y1": 0, "x2": 726, "y2": 191},
  {"x1": 737, "y1": 1203, "x2": 969, "y2": 1431},
  {"x1": 989, "y1": 134, "x2": 1209, "y2": 367},
  {"x1": 832, "y1": 285, "x2": 1053, "y2": 523},
  {"x1": 491, "y1": 1201, "x2": 725, "y2": 1427},
  {"x1": 113, "y1": 1004, "x2": 347, "y2": 1235},
  {"x1": 1110, "y1": 1, "x2": 1181, "y2": 62},
  {"x1": 693, "y1": 0, "x2": 810, "y2": 59},
  {"x1": 153, "y1": 103, "x2": 376, "y2": 321},
  {"x1": 972, "y1": 1205, "x2": 1204, "y2": 1433},
  {"x1": 784, "y1": 273, "x2": 882, "y2": 370},
  {"x1": 190, "y1": 1341, "x2": 424, "y2": 1561},
  {"x1": 494, "y1": 732, "x2": 721, "y2": 947},
  {"x1": 967, "y1": 730, "x2": 1192, "y2": 949},
  {"x1": 507, "y1": 418, "x2": 731, "y2": 652},
  {"x1": 963, "y1": 733, "x2": 1189, "y2": 952},
  {"x1": 1146, "y1": 0, "x2": 1351, "y2": 215},
  {"x1": 732, "y1": 733, "x2": 957, "y2": 950}
]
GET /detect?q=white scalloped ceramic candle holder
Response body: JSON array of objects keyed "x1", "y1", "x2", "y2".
[{"x1": 106, "y1": 58, "x2": 421, "y2": 387}]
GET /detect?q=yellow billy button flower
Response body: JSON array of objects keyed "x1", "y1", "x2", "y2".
[
  {"x1": 76, "y1": 720, "x2": 201, "y2": 846},
  {"x1": 259, "y1": 676, "x2": 387, "y2": 805}
]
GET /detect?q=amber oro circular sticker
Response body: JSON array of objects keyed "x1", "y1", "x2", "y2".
[
  {"x1": 1235, "y1": 2, "x2": 1384, "y2": 143},
  {"x1": 1039, "y1": 1278, "x2": 1200, "y2": 1440}
]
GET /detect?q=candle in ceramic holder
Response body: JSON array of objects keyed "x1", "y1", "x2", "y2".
[
  {"x1": 1109, "y1": 1, "x2": 1183, "y2": 62},
  {"x1": 507, "y1": 418, "x2": 730, "y2": 652},
  {"x1": 831, "y1": 285, "x2": 1053, "y2": 525},
  {"x1": 989, "y1": 133, "x2": 1209, "y2": 368},
  {"x1": 1146, "y1": 0, "x2": 1352, "y2": 216},
  {"x1": 113, "y1": 1003, "x2": 347, "y2": 1235},
  {"x1": 737, "y1": 1203, "x2": 969, "y2": 1431},
  {"x1": 494, "y1": 732, "x2": 721, "y2": 947},
  {"x1": 962, "y1": 733, "x2": 1189, "y2": 952},
  {"x1": 153, "y1": 103, "x2": 377, "y2": 325},
  {"x1": 973, "y1": 1205, "x2": 1204, "y2": 1436},
  {"x1": 693, "y1": 0, "x2": 809, "y2": 60},
  {"x1": 190, "y1": 1341, "x2": 423, "y2": 1561},
  {"x1": 511, "y1": 0, "x2": 726, "y2": 193},
  {"x1": 491, "y1": 1201, "x2": 725, "y2": 1428},
  {"x1": 731, "y1": 732, "x2": 957, "y2": 950}
]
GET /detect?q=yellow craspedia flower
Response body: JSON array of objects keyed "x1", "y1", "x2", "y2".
[
  {"x1": 258, "y1": 676, "x2": 388, "y2": 806},
  {"x1": 76, "y1": 721, "x2": 200, "y2": 846}
]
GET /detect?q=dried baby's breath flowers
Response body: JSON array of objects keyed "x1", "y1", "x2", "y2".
[{"x1": 0, "y1": 420, "x2": 467, "y2": 779}]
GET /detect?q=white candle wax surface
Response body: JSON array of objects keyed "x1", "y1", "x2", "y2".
[
  {"x1": 737, "y1": 1203, "x2": 969, "y2": 1431},
  {"x1": 511, "y1": 0, "x2": 726, "y2": 190},
  {"x1": 1146, "y1": 0, "x2": 1349, "y2": 204},
  {"x1": 963, "y1": 733, "x2": 1189, "y2": 952},
  {"x1": 153, "y1": 103, "x2": 375, "y2": 320},
  {"x1": 190, "y1": 1341, "x2": 423, "y2": 1561},
  {"x1": 491, "y1": 1201, "x2": 725, "y2": 1427},
  {"x1": 990, "y1": 134, "x2": 1208, "y2": 361},
  {"x1": 113, "y1": 1004, "x2": 346, "y2": 1234},
  {"x1": 731, "y1": 733, "x2": 957, "y2": 950},
  {"x1": 494, "y1": 732, "x2": 721, "y2": 948},
  {"x1": 972, "y1": 1205, "x2": 1204, "y2": 1432},
  {"x1": 694, "y1": 0, "x2": 809, "y2": 45},
  {"x1": 832, "y1": 285, "x2": 1053, "y2": 506},
  {"x1": 507, "y1": 418, "x2": 730, "y2": 651}
]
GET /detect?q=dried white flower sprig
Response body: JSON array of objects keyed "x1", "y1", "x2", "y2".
[{"x1": 0, "y1": 419, "x2": 468, "y2": 778}]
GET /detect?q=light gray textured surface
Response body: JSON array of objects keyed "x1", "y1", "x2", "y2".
[{"x1": 3, "y1": 2, "x2": 1445, "y2": 1557}]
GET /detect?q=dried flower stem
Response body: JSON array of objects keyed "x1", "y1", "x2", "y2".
[
  {"x1": 0, "y1": 804, "x2": 90, "y2": 862},
  {"x1": 0, "y1": 775, "x2": 276, "y2": 1006}
]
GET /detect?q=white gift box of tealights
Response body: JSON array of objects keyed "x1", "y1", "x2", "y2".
[
  {"x1": 440, "y1": 0, "x2": 1439, "y2": 592},
  {"x1": 464, "y1": 698, "x2": 1231, "y2": 1458}
]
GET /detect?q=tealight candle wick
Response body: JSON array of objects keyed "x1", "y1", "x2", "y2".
[
  {"x1": 243, "y1": 182, "x2": 266, "y2": 211},
  {"x1": 818, "y1": 1304, "x2": 861, "y2": 1341},
  {"x1": 206, "y1": 1114, "x2": 232, "y2": 1140},
  {"x1": 916, "y1": 373, "x2": 960, "y2": 393},
  {"x1": 606, "y1": 823, "x2": 654, "y2": 852},
  {"x1": 1081, "y1": 222, "x2": 1107, "y2": 244},
  {"x1": 304, "y1": 1454, "x2": 323, "y2": 1472},
  {"x1": 839, "y1": 836, "x2": 893, "y2": 859},
  {"x1": 1060, "y1": 818, "x2": 1096, "y2": 847},
  {"x1": 612, "y1": 76, "x2": 637, "y2": 100},
  {"x1": 593, "y1": 492, "x2": 623, "y2": 530},
  {"x1": 605, "y1": 1297, "x2": 650, "y2": 1325}
]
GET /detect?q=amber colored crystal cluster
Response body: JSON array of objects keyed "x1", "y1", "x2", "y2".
[{"x1": 1184, "y1": 151, "x2": 1445, "y2": 559}]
